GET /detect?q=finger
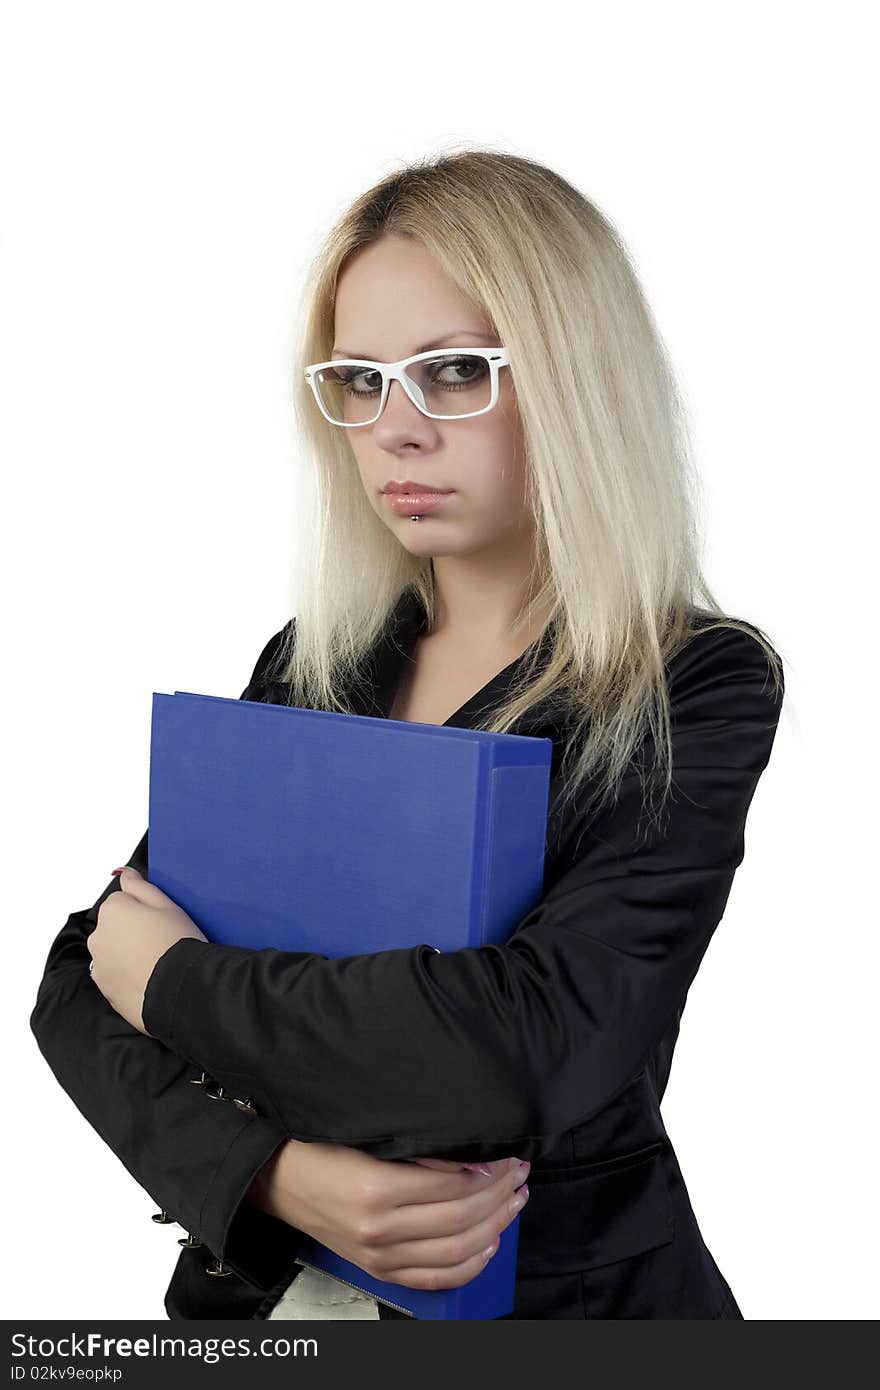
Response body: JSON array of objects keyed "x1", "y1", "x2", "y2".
[
  {"x1": 115, "y1": 865, "x2": 168, "y2": 907},
  {"x1": 408, "y1": 1158, "x2": 465, "y2": 1171},
  {"x1": 460, "y1": 1159, "x2": 518, "y2": 1176},
  {"x1": 382, "y1": 1242, "x2": 503, "y2": 1290},
  {"x1": 381, "y1": 1155, "x2": 524, "y2": 1204},
  {"x1": 411, "y1": 1162, "x2": 528, "y2": 1239},
  {"x1": 411, "y1": 1157, "x2": 508, "y2": 1177},
  {"x1": 409, "y1": 1158, "x2": 495, "y2": 1175},
  {"x1": 369, "y1": 1202, "x2": 522, "y2": 1289},
  {"x1": 368, "y1": 1160, "x2": 531, "y2": 1250}
]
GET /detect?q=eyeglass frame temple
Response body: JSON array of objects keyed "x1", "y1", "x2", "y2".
[{"x1": 303, "y1": 347, "x2": 509, "y2": 427}]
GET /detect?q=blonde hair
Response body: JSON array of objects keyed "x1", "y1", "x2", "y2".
[{"x1": 271, "y1": 146, "x2": 785, "y2": 839}]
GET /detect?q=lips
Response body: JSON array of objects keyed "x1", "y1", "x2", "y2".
[
  {"x1": 383, "y1": 480, "x2": 453, "y2": 494},
  {"x1": 384, "y1": 490, "x2": 453, "y2": 515}
]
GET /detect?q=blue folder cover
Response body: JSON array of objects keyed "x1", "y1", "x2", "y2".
[{"x1": 148, "y1": 689, "x2": 552, "y2": 1319}]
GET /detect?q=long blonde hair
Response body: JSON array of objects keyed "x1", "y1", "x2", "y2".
[{"x1": 270, "y1": 147, "x2": 784, "y2": 837}]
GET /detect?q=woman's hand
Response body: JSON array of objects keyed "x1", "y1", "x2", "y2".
[
  {"x1": 88, "y1": 865, "x2": 208, "y2": 1036},
  {"x1": 246, "y1": 1139, "x2": 531, "y2": 1291}
]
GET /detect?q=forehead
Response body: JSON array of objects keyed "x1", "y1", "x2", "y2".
[{"x1": 333, "y1": 236, "x2": 494, "y2": 353}]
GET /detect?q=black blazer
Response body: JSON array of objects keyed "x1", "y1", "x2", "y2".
[{"x1": 30, "y1": 593, "x2": 783, "y2": 1320}]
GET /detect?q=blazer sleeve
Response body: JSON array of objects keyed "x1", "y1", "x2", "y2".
[
  {"x1": 140, "y1": 622, "x2": 785, "y2": 1165},
  {"x1": 29, "y1": 623, "x2": 305, "y2": 1292}
]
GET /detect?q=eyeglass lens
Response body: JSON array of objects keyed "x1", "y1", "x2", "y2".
[{"x1": 313, "y1": 352, "x2": 492, "y2": 425}]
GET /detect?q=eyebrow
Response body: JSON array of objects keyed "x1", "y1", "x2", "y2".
[{"x1": 330, "y1": 330, "x2": 497, "y2": 360}]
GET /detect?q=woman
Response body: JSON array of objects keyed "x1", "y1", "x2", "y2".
[{"x1": 30, "y1": 150, "x2": 784, "y2": 1321}]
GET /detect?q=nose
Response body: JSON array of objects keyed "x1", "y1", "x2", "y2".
[{"x1": 383, "y1": 376, "x2": 421, "y2": 419}]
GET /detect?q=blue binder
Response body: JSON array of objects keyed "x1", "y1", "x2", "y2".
[{"x1": 148, "y1": 689, "x2": 553, "y2": 1318}]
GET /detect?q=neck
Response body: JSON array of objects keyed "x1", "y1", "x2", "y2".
[{"x1": 428, "y1": 553, "x2": 551, "y2": 646}]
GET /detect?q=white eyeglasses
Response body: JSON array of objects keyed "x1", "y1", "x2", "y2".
[{"x1": 304, "y1": 347, "x2": 509, "y2": 427}]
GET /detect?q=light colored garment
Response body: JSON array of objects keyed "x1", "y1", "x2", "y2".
[{"x1": 267, "y1": 1261, "x2": 380, "y2": 1320}]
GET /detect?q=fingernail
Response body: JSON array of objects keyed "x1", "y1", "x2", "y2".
[
  {"x1": 482, "y1": 1241, "x2": 498, "y2": 1259},
  {"x1": 110, "y1": 868, "x2": 125, "y2": 876}
]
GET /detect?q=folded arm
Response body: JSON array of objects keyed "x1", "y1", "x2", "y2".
[{"x1": 142, "y1": 624, "x2": 784, "y2": 1164}]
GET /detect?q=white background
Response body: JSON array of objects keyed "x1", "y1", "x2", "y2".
[{"x1": 3, "y1": 0, "x2": 876, "y2": 1322}]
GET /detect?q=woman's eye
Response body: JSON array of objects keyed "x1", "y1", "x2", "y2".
[
  {"x1": 339, "y1": 368, "x2": 382, "y2": 396},
  {"x1": 429, "y1": 355, "x2": 488, "y2": 389}
]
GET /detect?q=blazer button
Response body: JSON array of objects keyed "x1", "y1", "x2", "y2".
[
  {"x1": 232, "y1": 1096, "x2": 258, "y2": 1115},
  {"x1": 204, "y1": 1258, "x2": 233, "y2": 1277},
  {"x1": 189, "y1": 1071, "x2": 210, "y2": 1087},
  {"x1": 205, "y1": 1085, "x2": 229, "y2": 1101},
  {"x1": 151, "y1": 1209, "x2": 174, "y2": 1224},
  {"x1": 178, "y1": 1232, "x2": 203, "y2": 1248}
]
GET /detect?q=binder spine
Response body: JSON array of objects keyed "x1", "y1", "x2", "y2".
[{"x1": 479, "y1": 755, "x2": 552, "y2": 947}]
